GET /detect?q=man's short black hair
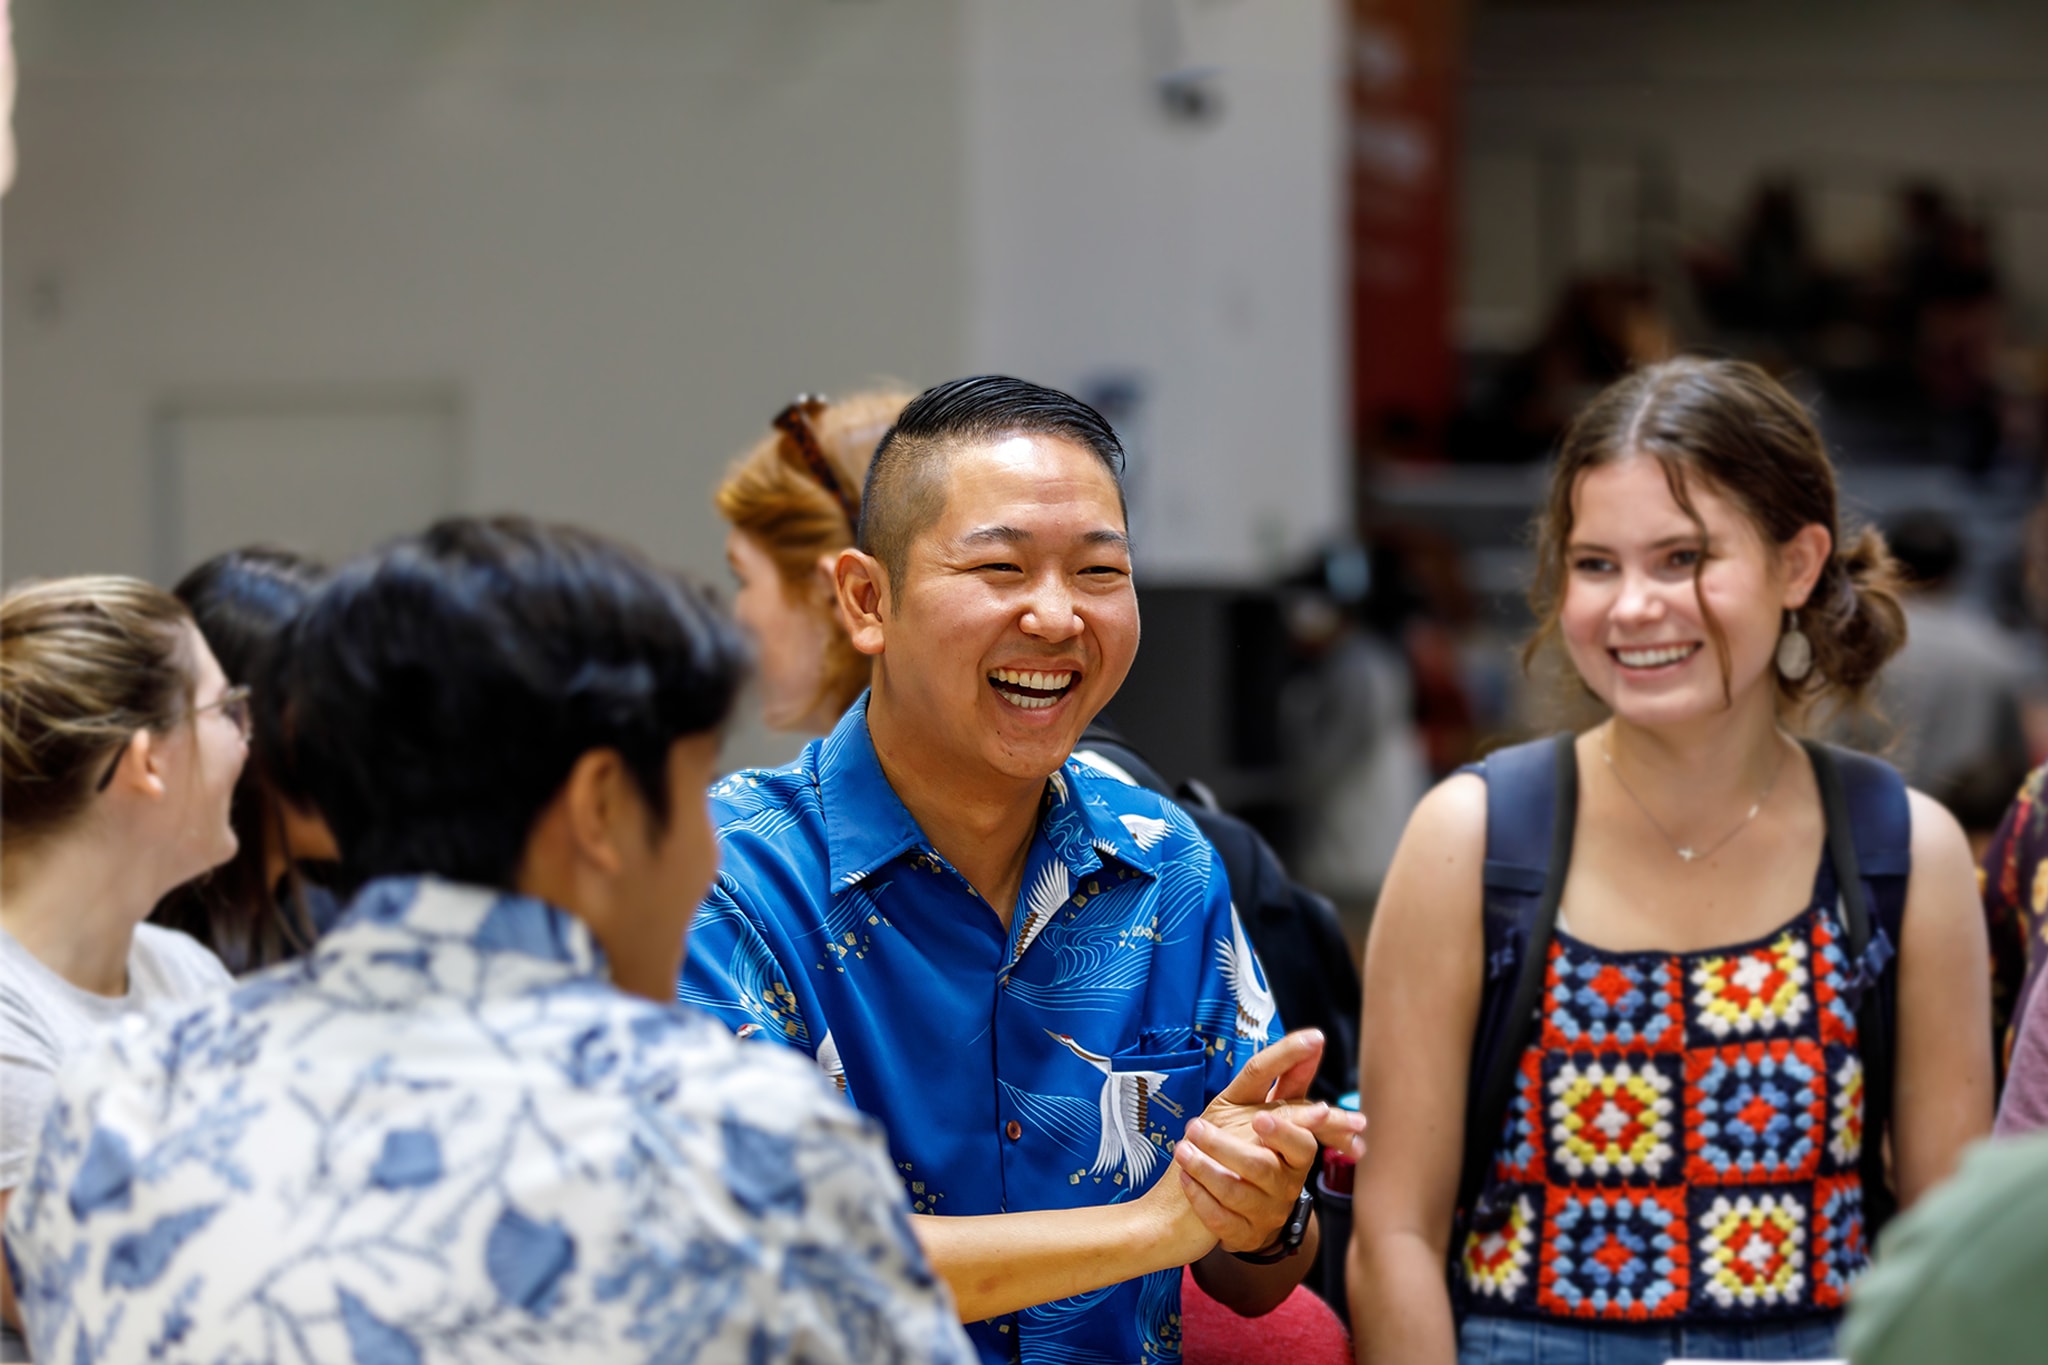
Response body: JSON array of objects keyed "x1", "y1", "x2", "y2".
[
  {"x1": 258, "y1": 516, "x2": 747, "y2": 890},
  {"x1": 856, "y1": 376, "x2": 1127, "y2": 587}
]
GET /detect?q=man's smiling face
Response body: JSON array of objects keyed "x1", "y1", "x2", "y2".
[{"x1": 869, "y1": 432, "x2": 1139, "y2": 786}]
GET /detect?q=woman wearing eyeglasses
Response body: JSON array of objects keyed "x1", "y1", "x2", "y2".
[
  {"x1": 151, "y1": 547, "x2": 340, "y2": 975},
  {"x1": 0, "y1": 575, "x2": 243, "y2": 1354},
  {"x1": 716, "y1": 389, "x2": 912, "y2": 734}
]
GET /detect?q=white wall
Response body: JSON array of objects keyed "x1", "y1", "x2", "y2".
[
  {"x1": 965, "y1": 0, "x2": 1347, "y2": 581},
  {"x1": 3, "y1": 0, "x2": 1347, "y2": 763},
  {"x1": 1460, "y1": 0, "x2": 2048, "y2": 346},
  {"x1": 3, "y1": 0, "x2": 969, "y2": 768}
]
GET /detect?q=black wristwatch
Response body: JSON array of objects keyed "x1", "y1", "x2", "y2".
[{"x1": 1231, "y1": 1185, "x2": 1314, "y2": 1265}]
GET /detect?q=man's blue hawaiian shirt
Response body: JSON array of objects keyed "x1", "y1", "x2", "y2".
[
  {"x1": 5, "y1": 877, "x2": 974, "y2": 1364},
  {"x1": 679, "y1": 698, "x2": 1284, "y2": 1365}
]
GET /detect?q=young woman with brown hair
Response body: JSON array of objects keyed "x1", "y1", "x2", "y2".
[
  {"x1": 1346, "y1": 358, "x2": 1991, "y2": 1364},
  {"x1": 0, "y1": 576, "x2": 246, "y2": 1345},
  {"x1": 715, "y1": 389, "x2": 911, "y2": 733},
  {"x1": 150, "y1": 546, "x2": 338, "y2": 974}
]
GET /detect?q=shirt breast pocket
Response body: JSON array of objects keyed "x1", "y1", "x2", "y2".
[{"x1": 1107, "y1": 1042, "x2": 1207, "y2": 1169}]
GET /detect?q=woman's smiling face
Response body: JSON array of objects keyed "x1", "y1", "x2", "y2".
[{"x1": 1559, "y1": 455, "x2": 1821, "y2": 728}]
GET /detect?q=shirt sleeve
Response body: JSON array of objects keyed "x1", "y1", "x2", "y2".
[
  {"x1": 762, "y1": 1094, "x2": 978, "y2": 1364},
  {"x1": 1836, "y1": 1133, "x2": 2048, "y2": 1365},
  {"x1": 1997, "y1": 970, "x2": 2048, "y2": 1137},
  {"x1": 678, "y1": 877, "x2": 824, "y2": 1059},
  {"x1": 1983, "y1": 772, "x2": 2038, "y2": 1074},
  {"x1": 0, "y1": 1057, "x2": 54, "y2": 1192},
  {"x1": 154, "y1": 925, "x2": 235, "y2": 996}
]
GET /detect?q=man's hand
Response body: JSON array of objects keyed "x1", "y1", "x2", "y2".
[{"x1": 1172, "y1": 1029, "x2": 1367, "y2": 1252}]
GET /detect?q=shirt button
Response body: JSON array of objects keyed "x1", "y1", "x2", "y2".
[{"x1": 1006, "y1": 1120, "x2": 1023, "y2": 1141}]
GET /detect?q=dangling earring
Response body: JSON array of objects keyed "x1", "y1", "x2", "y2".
[{"x1": 1775, "y1": 609, "x2": 1813, "y2": 682}]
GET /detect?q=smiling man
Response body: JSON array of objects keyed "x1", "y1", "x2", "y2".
[{"x1": 680, "y1": 377, "x2": 1363, "y2": 1364}]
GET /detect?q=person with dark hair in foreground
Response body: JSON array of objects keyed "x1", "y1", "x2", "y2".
[
  {"x1": 680, "y1": 376, "x2": 1366, "y2": 1364},
  {"x1": 5, "y1": 516, "x2": 976, "y2": 1363},
  {"x1": 151, "y1": 545, "x2": 342, "y2": 973}
]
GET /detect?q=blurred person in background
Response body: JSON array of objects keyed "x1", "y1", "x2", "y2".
[
  {"x1": 1349, "y1": 358, "x2": 1990, "y2": 1365},
  {"x1": 1835, "y1": 1129, "x2": 2048, "y2": 1365},
  {"x1": 717, "y1": 389, "x2": 911, "y2": 734},
  {"x1": 150, "y1": 546, "x2": 341, "y2": 973},
  {"x1": 1892, "y1": 185, "x2": 2008, "y2": 476},
  {"x1": 1279, "y1": 541, "x2": 1431, "y2": 940},
  {"x1": 5, "y1": 518, "x2": 977, "y2": 1363},
  {"x1": 1452, "y1": 274, "x2": 1675, "y2": 464},
  {"x1": 0, "y1": 576, "x2": 243, "y2": 1357},
  {"x1": 1714, "y1": 181, "x2": 1831, "y2": 345},
  {"x1": 1983, "y1": 501, "x2": 2048, "y2": 1126},
  {"x1": 1841, "y1": 509, "x2": 2029, "y2": 838}
]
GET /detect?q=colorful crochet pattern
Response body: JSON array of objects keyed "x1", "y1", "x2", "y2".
[{"x1": 1460, "y1": 900, "x2": 1869, "y2": 1324}]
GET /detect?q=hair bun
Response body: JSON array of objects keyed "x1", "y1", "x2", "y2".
[{"x1": 1805, "y1": 523, "x2": 1907, "y2": 698}]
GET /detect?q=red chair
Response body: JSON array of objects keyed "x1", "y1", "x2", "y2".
[{"x1": 1180, "y1": 1266, "x2": 1353, "y2": 1365}]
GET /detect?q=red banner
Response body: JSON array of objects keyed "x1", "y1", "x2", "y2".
[{"x1": 1348, "y1": 0, "x2": 1463, "y2": 458}]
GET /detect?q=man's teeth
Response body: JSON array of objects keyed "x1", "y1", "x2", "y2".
[
  {"x1": 1616, "y1": 644, "x2": 1696, "y2": 668},
  {"x1": 990, "y1": 668, "x2": 1075, "y2": 691},
  {"x1": 989, "y1": 667, "x2": 1077, "y2": 709}
]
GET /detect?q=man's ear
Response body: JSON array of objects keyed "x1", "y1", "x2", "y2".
[
  {"x1": 1780, "y1": 522, "x2": 1833, "y2": 610},
  {"x1": 559, "y1": 749, "x2": 631, "y2": 877},
  {"x1": 834, "y1": 548, "x2": 889, "y2": 658}
]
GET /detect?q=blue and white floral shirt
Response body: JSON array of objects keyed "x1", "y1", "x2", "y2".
[
  {"x1": 680, "y1": 698, "x2": 1284, "y2": 1365},
  {"x1": 5, "y1": 877, "x2": 975, "y2": 1364}
]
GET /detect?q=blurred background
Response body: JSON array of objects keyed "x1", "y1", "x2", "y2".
[{"x1": 5, "y1": 0, "x2": 2044, "y2": 934}]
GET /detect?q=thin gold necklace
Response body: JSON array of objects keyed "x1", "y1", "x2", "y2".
[{"x1": 1598, "y1": 728, "x2": 1788, "y2": 863}]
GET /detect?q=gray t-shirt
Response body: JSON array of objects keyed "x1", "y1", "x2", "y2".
[
  {"x1": 2, "y1": 923, "x2": 229, "y2": 1359},
  {"x1": 1, "y1": 923, "x2": 232, "y2": 1190}
]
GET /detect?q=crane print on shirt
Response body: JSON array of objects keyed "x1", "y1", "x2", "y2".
[
  {"x1": 1216, "y1": 910, "x2": 1278, "y2": 1041},
  {"x1": 1047, "y1": 1030, "x2": 1189, "y2": 1185},
  {"x1": 1011, "y1": 860, "x2": 1072, "y2": 968}
]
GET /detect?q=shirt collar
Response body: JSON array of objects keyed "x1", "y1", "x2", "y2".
[
  {"x1": 319, "y1": 876, "x2": 608, "y2": 999},
  {"x1": 815, "y1": 695, "x2": 1160, "y2": 895},
  {"x1": 816, "y1": 697, "x2": 937, "y2": 893},
  {"x1": 1040, "y1": 760, "x2": 1168, "y2": 880}
]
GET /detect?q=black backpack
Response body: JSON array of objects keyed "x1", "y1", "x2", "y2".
[
  {"x1": 1074, "y1": 724, "x2": 1364, "y2": 1315},
  {"x1": 1454, "y1": 735, "x2": 1911, "y2": 1251},
  {"x1": 1073, "y1": 725, "x2": 1361, "y2": 1106}
]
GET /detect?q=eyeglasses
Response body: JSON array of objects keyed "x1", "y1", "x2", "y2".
[
  {"x1": 93, "y1": 684, "x2": 254, "y2": 793},
  {"x1": 772, "y1": 394, "x2": 859, "y2": 529},
  {"x1": 201, "y1": 684, "x2": 256, "y2": 742}
]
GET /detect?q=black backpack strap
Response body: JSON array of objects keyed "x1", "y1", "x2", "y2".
[
  {"x1": 1804, "y1": 741, "x2": 1910, "y2": 1238},
  {"x1": 1456, "y1": 733, "x2": 1579, "y2": 1229}
]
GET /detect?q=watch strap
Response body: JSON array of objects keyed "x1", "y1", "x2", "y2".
[{"x1": 1230, "y1": 1185, "x2": 1314, "y2": 1265}]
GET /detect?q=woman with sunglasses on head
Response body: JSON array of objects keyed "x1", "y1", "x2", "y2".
[
  {"x1": 151, "y1": 547, "x2": 340, "y2": 975},
  {"x1": 1346, "y1": 358, "x2": 1992, "y2": 1365},
  {"x1": 0, "y1": 576, "x2": 245, "y2": 1351},
  {"x1": 716, "y1": 389, "x2": 912, "y2": 734}
]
